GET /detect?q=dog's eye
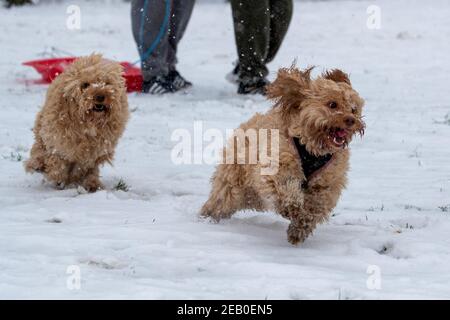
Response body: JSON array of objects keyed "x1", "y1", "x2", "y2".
[
  {"x1": 328, "y1": 101, "x2": 338, "y2": 109},
  {"x1": 81, "y1": 82, "x2": 90, "y2": 90},
  {"x1": 351, "y1": 107, "x2": 358, "y2": 114}
]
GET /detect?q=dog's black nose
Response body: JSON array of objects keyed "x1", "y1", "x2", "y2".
[
  {"x1": 95, "y1": 95, "x2": 105, "y2": 103},
  {"x1": 344, "y1": 116, "x2": 356, "y2": 127}
]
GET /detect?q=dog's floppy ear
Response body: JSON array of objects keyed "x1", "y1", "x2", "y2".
[
  {"x1": 266, "y1": 65, "x2": 313, "y2": 118},
  {"x1": 322, "y1": 69, "x2": 351, "y2": 85}
]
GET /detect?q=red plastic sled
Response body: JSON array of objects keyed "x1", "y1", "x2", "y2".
[{"x1": 23, "y1": 57, "x2": 143, "y2": 92}]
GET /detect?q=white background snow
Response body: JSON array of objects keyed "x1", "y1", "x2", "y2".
[{"x1": 0, "y1": 0, "x2": 449, "y2": 299}]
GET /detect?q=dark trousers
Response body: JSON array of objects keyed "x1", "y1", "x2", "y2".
[
  {"x1": 131, "y1": 0, "x2": 195, "y2": 80},
  {"x1": 231, "y1": 0, "x2": 293, "y2": 80}
]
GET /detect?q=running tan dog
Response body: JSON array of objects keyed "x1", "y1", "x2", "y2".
[
  {"x1": 201, "y1": 66, "x2": 365, "y2": 244},
  {"x1": 25, "y1": 54, "x2": 129, "y2": 192}
]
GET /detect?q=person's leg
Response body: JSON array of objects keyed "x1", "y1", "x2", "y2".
[
  {"x1": 265, "y1": 0, "x2": 293, "y2": 64},
  {"x1": 167, "y1": 0, "x2": 195, "y2": 72},
  {"x1": 131, "y1": 0, "x2": 172, "y2": 81},
  {"x1": 230, "y1": 0, "x2": 271, "y2": 81}
]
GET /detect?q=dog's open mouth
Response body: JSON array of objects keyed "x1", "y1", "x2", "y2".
[
  {"x1": 328, "y1": 128, "x2": 349, "y2": 148},
  {"x1": 93, "y1": 104, "x2": 108, "y2": 112}
]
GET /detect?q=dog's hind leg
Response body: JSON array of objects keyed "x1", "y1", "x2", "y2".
[
  {"x1": 201, "y1": 183, "x2": 245, "y2": 221},
  {"x1": 200, "y1": 165, "x2": 246, "y2": 221}
]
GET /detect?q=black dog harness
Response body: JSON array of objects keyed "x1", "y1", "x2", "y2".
[{"x1": 292, "y1": 137, "x2": 333, "y2": 189}]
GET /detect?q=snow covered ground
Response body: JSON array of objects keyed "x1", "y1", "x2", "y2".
[{"x1": 0, "y1": 0, "x2": 449, "y2": 299}]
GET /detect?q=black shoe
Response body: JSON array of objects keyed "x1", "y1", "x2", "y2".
[
  {"x1": 237, "y1": 77, "x2": 269, "y2": 95},
  {"x1": 226, "y1": 62, "x2": 240, "y2": 84},
  {"x1": 168, "y1": 70, "x2": 192, "y2": 90},
  {"x1": 142, "y1": 76, "x2": 177, "y2": 94}
]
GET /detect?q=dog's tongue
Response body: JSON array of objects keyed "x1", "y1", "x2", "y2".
[{"x1": 335, "y1": 129, "x2": 347, "y2": 138}]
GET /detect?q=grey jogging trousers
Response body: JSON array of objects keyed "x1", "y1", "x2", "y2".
[{"x1": 131, "y1": 0, "x2": 195, "y2": 81}]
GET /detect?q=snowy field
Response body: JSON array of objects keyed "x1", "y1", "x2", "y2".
[{"x1": 0, "y1": 0, "x2": 449, "y2": 299}]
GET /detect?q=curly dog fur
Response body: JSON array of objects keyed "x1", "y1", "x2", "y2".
[
  {"x1": 25, "y1": 53, "x2": 129, "y2": 192},
  {"x1": 201, "y1": 66, "x2": 365, "y2": 245}
]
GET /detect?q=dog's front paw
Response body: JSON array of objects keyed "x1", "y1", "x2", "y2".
[
  {"x1": 82, "y1": 177, "x2": 104, "y2": 193},
  {"x1": 287, "y1": 223, "x2": 308, "y2": 245}
]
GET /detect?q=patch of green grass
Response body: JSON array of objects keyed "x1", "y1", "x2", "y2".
[
  {"x1": 2, "y1": 152, "x2": 23, "y2": 162},
  {"x1": 404, "y1": 204, "x2": 422, "y2": 211},
  {"x1": 114, "y1": 178, "x2": 129, "y2": 192}
]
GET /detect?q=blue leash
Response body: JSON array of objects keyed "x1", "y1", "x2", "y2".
[{"x1": 132, "y1": 0, "x2": 171, "y2": 66}]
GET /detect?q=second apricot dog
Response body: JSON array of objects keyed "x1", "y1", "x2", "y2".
[{"x1": 201, "y1": 66, "x2": 365, "y2": 244}]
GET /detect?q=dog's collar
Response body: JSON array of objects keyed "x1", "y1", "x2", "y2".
[{"x1": 292, "y1": 137, "x2": 334, "y2": 189}]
